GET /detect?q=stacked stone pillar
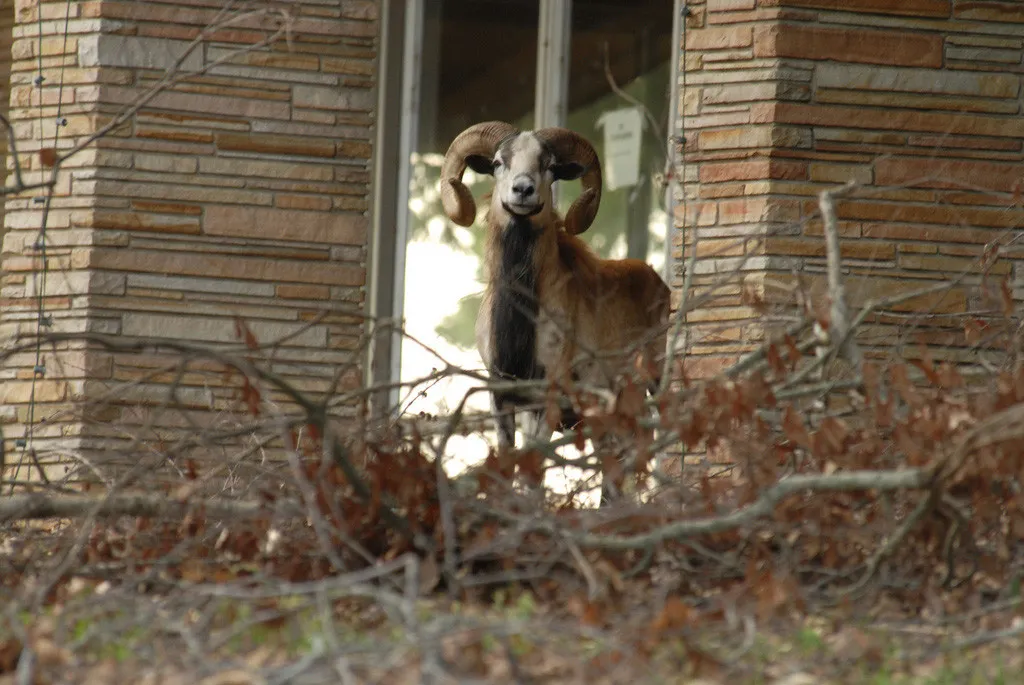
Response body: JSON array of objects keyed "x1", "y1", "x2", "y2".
[
  {"x1": 675, "y1": 0, "x2": 1023, "y2": 374},
  {"x1": 0, "y1": 0, "x2": 378, "y2": 479}
]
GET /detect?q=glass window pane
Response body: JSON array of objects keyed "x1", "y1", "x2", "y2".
[
  {"x1": 560, "y1": 0, "x2": 674, "y2": 272},
  {"x1": 401, "y1": 0, "x2": 539, "y2": 427}
]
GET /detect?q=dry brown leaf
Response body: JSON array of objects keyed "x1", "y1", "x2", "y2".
[
  {"x1": 1000, "y1": 276, "x2": 1014, "y2": 316},
  {"x1": 650, "y1": 596, "x2": 694, "y2": 637},
  {"x1": 179, "y1": 558, "x2": 207, "y2": 583},
  {"x1": 686, "y1": 641, "x2": 727, "y2": 681},
  {"x1": 828, "y1": 627, "x2": 883, "y2": 667},
  {"x1": 567, "y1": 594, "x2": 605, "y2": 627},
  {"x1": 782, "y1": 406, "x2": 811, "y2": 450},
  {"x1": 0, "y1": 639, "x2": 19, "y2": 674},
  {"x1": 198, "y1": 670, "x2": 265, "y2": 685},
  {"x1": 82, "y1": 660, "x2": 120, "y2": 685},
  {"x1": 766, "y1": 343, "x2": 787, "y2": 376},
  {"x1": 545, "y1": 385, "x2": 563, "y2": 432},
  {"x1": 519, "y1": 448, "x2": 544, "y2": 487},
  {"x1": 812, "y1": 416, "x2": 849, "y2": 456},
  {"x1": 615, "y1": 380, "x2": 645, "y2": 419},
  {"x1": 39, "y1": 147, "x2": 57, "y2": 168},
  {"x1": 441, "y1": 633, "x2": 488, "y2": 677},
  {"x1": 890, "y1": 364, "x2": 921, "y2": 407},
  {"x1": 137, "y1": 670, "x2": 192, "y2": 685},
  {"x1": 31, "y1": 639, "x2": 70, "y2": 669}
]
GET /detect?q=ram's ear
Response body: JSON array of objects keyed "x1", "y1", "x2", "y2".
[
  {"x1": 466, "y1": 155, "x2": 495, "y2": 176},
  {"x1": 551, "y1": 162, "x2": 585, "y2": 182}
]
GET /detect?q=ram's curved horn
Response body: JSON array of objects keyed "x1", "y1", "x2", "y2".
[
  {"x1": 440, "y1": 121, "x2": 519, "y2": 227},
  {"x1": 535, "y1": 127, "x2": 602, "y2": 234}
]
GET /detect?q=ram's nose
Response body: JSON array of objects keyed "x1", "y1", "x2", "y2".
[{"x1": 511, "y1": 178, "x2": 535, "y2": 201}]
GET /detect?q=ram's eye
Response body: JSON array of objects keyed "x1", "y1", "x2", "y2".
[{"x1": 492, "y1": 159, "x2": 503, "y2": 170}]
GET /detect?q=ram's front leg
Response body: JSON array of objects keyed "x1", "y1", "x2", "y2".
[
  {"x1": 522, "y1": 339, "x2": 577, "y2": 495},
  {"x1": 490, "y1": 393, "x2": 518, "y2": 486},
  {"x1": 519, "y1": 408, "x2": 553, "y2": 493}
]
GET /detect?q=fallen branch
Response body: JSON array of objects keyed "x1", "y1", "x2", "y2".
[
  {"x1": 555, "y1": 397, "x2": 1024, "y2": 553},
  {"x1": 0, "y1": 491, "x2": 290, "y2": 523},
  {"x1": 555, "y1": 467, "x2": 934, "y2": 550}
]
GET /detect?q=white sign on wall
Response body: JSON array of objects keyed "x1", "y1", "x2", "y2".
[{"x1": 595, "y1": 106, "x2": 644, "y2": 191}]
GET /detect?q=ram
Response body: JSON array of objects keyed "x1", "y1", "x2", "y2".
[{"x1": 440, "y1": 121, "x2": 670, "y2": 505}]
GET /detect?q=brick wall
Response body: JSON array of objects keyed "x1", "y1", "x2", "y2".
[
  {"x1": 675, "y1": 0, "x2": 1024, "y2": 374},
  {"x1": 0, "y1": 0, "x2": 378, "y2": 478}
]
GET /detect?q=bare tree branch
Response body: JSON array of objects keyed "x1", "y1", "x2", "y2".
[
  {"x1": 2, "y1": 331, "x2": 431, "y2": 552},
  {"x1": 818, "y1": 181, "x2": 863, "y2": 373},
  {"x1": 0, "y1": 7, "x2": 295, "y2": 198}
]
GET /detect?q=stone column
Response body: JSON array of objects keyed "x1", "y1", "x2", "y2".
[
  {"x1": 1, "y1": 0, "x2": 379, "y2": 481},
  {"x1": 1, "y1": 0, "x2": 103, "y2": 479},
  {"x1": 675, "y1": 0, "x2": 1023, "y2": 376}
]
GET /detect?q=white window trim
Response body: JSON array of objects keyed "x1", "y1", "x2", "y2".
[
  {"x1": 664, "y1": 0, "x2": 685, "y2": 285},
  {"x1": 534, "y1": 0, "x2": 571, "y2": 130},
  {"x1": 367, "y1": 0, "x2": 424, "y2": 415}
]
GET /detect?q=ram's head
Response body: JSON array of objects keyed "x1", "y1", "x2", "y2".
[{"x1": 440, "y1": 121, "x2": 603, "y2": 235}]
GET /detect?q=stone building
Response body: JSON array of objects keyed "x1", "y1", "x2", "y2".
[{"x1": 0, "y1": 0, "x2": 1021, "y2": 477}]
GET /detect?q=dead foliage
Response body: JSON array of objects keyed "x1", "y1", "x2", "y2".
[{"x1": 2, "y1": 227, "x2": 1024, "y2": 683}]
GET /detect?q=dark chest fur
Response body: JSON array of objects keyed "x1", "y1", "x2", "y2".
[{"x1": 492, "y1": 216, "x2": 541, "y2": 383}]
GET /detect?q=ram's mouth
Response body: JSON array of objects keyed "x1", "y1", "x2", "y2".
[{"x1": 502, "y1": 201, "x2": 543, "y2": 217}]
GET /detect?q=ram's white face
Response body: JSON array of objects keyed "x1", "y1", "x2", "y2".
[
  {"x1": 466, "y1": 132, "x2": 583, "y2": 219},
  {"x1": 472, "y1": 132, "x2": 551, "y2": 217}
]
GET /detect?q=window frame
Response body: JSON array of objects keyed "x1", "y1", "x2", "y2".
[{"x1": 367, "y1": 0, "x2": 684, "y2": 416}]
